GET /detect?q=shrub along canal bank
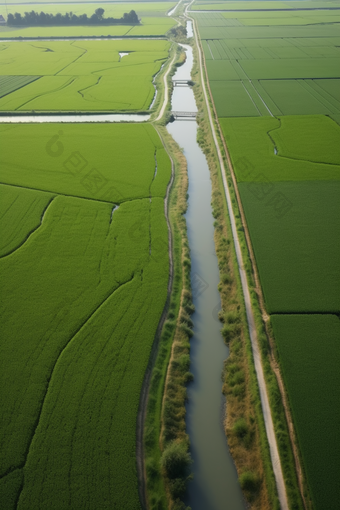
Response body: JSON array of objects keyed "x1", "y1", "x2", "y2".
[{"x1": 165, "y1": 42, "x2": 246, "y2": 510}]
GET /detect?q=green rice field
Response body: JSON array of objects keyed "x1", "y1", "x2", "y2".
[
  {"x1": 0, "y1": 75, "x2": 40, "y2": 99},
  {"x1": 271, "y1": 315, "x2": 340, "y2": 510},
  {"x1": 0, "y1": 123, "x2": 171, "y2": 509},
  {"x1": 194, "y1": 2, "x2": 340, "y2": 508},
  {"x1": 194, "y1": 7, "x2": 340, "y2": 118},
  {"x1": 0, "y1": 40, "x2": 171, "y2": 111},
  {"x1": 237, "y1": 179, "x2": 340, "y2": 313},
  {"x1": 192, "y1": 1, "x2": 340, "y2": 11}
]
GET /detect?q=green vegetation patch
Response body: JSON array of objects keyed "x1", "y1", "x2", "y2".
[
  {"x1": 0, "y1": 75, "x2": 40, "y2": 98},
  {"x1": 239, "y1": 58, "x2": 340, "y2": 80},
  {"x1": 219, "y1": 115, "x2": 340, "y2": 182},
  {"x1": 0, "y1": 40, "x2": 170, "y2": 111},
  {"x1": 257, "y1": 79, "x2": 338, "y2": 116},
  {"x1": 210, "y1": 80, "x2": 260, "y2": 116},
  {"x1": 192, "y1": 1, "x2": 340, "y2": 10},
  {"x1": 0, "y1": 194, "x2": 169, "y2": 509},
  {"x1": 0, "y1": 123, "x2": 171, "y2": 508},
  {"x1": 0, "y1": 123, "x2": 171, "y2": 201},
  {"x1": 270, "y1": 115, "x2": 340, "y2": 166},
  {"x1": 0, "y1": 184, "x2": 53, "y2": 257},
  {"x1": 271, "y1": 314, "x2": 340, "y2": 510},
  {"x1": 206, "y1": 59, "x2": 240, "y2": 80},
  {"x1": 314, "y1": 78, "x2": 340, "y2": 103},
  {"x1": 198, "y1": 25, "x2": 340, "y2": 40},
  {"x1": 238, "y1": 180, "x2": 340, "y2": 313}
]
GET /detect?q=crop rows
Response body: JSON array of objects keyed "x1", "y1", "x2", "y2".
[
  {"x1": 198, "y1": 12, "x2": 340, "y2": 118},
  {"x1": 0, "y1": 75, "x2": 40, "y2": 99},
  {"x1": 0, "y1": 123, "x2": 171, "y2": 508},
  {"x1": 271, "y1": 315, "x2": 340, "y2": 510}
]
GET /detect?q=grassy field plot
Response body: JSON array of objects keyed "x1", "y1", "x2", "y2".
[
  {"x1": 0, "y1": 24, "x2": 131, "y2": 38},
  {"x1": 255, "y1": 79, "x2": 338, "y2": 115},
  {"x1": 313, "y1": 78, "x2": 340, "y2": 103},
  {"x1": 0, "y1": 40, "x2": 170, "y2": 111},
  {"x1": 0, "y1": 184, "x2": 53, "y2": 257},
  {"x1": 220, "y1": 116, "x2": 340, "y2": 313},
  {"x1": 197, "y1": 24, "x2": 340, "y2": 40},
  {"x1": 191, "y1": 1, "x2": 340, "y2": 11},
  {"x1": 0, "y1": 123, "x2": 171, "y2": 201},
  {"x1": 0, "y1": 75, "x2": 40, "y2": 98},
  {"x1": 270, "y1": 115, "x2": 340, "y2": 165},
  {"x1": 205, "y1": 60, "x2": 240, "y2": 80},
  {"x1": 219, "y1": 115, "x2": 340, "y2": 182},
  {"x1": 240, "y1": 14, "x2": 340, "y2": 25},
  {"x1": 0, "y1": 122, "x2": 171, "y2": 509},
  {"x1": 239, "y1": 58, "x2": 340, "y2": 79},
  {"x1": 197, "y1": 12, "x2": 340, "y2": 116},
  {"x1": 209, "y1": 80, "x2": 261, "y2": 116},
  {"x1": 271, "y1": 314, "x2": 340, "y2": 510},
  {"x1": 238, "y1": 180, "x2": 340, "y2": 313}
]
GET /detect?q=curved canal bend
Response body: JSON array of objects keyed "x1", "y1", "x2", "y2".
[{"x1": 167, "y1": 43, "x2": 246, "y2": 510}]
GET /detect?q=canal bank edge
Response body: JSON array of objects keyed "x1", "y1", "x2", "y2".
[
  {"x1": 188, "y1": 33, "x2": 277, "y2": 510},
  {"x1": 188, "y1": 9, "x2": 307, "y2": 510},
  {"x1": 143, "y1": 45, "x2": 194, "y2": 510}
]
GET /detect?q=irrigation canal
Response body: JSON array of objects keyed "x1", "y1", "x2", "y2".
[{"x1": 167, "y1": 43, "x2": 246, "y2": 510}]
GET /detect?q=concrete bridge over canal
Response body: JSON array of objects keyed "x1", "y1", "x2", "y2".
[
  {"x1": 173, "y1": 80, "x2": 191, "y2": 86},
  {"x1": 171, "y1": 111, "x2": 197, "y2": 119}
]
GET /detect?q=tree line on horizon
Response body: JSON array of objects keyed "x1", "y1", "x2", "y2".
[{"x1": 7, "y1": 8, "x2": 140, "y2": 26}]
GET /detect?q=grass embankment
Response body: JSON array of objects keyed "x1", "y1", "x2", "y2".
[
  {"x1": 144, "y1": 47, "x2": 193, "y2": 510},
  {"x1": 144, "y1": 126, "x2": 194, "y2": 510},
  {"x1": 192, "y1": 26, "x2": 308, "y2": 510}
]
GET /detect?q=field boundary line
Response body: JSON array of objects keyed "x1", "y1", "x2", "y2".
[
  {"x1": 136, "y1": 124, "x2": 175, "y2": 509},
  {"x1": 0, "y1": 196, "x2": 55, "y2": 259},
  {"x1": 234, "y1": 60, "x2": 274, "y2": 117},
  {"x1": 240, "y1": 80, "x2": 262, "y2": 115},
  {"x1": 0, "y1": 181, "x2": 158, "y2": 206},
  {"x1": 206, "y1": 40, "x2": 215, "y2": 59},
  {"x1": 186, "y1": 3, "x2": 289, "y2": 509}
]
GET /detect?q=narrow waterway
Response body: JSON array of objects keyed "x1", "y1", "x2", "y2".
[{"x1": 166, "y1": 42, "x2": 246, "y2": 510}]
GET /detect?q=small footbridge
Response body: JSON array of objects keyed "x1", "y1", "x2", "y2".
[
  {"x1": 173, "y1": 80, "x2": 191, "y2": 86},
  {"x1": 171, "y1": 111, "x2": 197, "y2": 120}
]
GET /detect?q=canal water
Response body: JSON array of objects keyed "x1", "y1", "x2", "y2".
[{"x1": 166, "y1": 43, "x2": 246, "y2": 510}]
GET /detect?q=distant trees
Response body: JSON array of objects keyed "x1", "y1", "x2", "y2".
[{"x1": 7, "y1": 9, "x2": 140, "y2": 26}]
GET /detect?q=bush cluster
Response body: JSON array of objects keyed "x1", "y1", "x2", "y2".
[{"x1": 7, "y1": 8, "x2": 139, "y2": 26}]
